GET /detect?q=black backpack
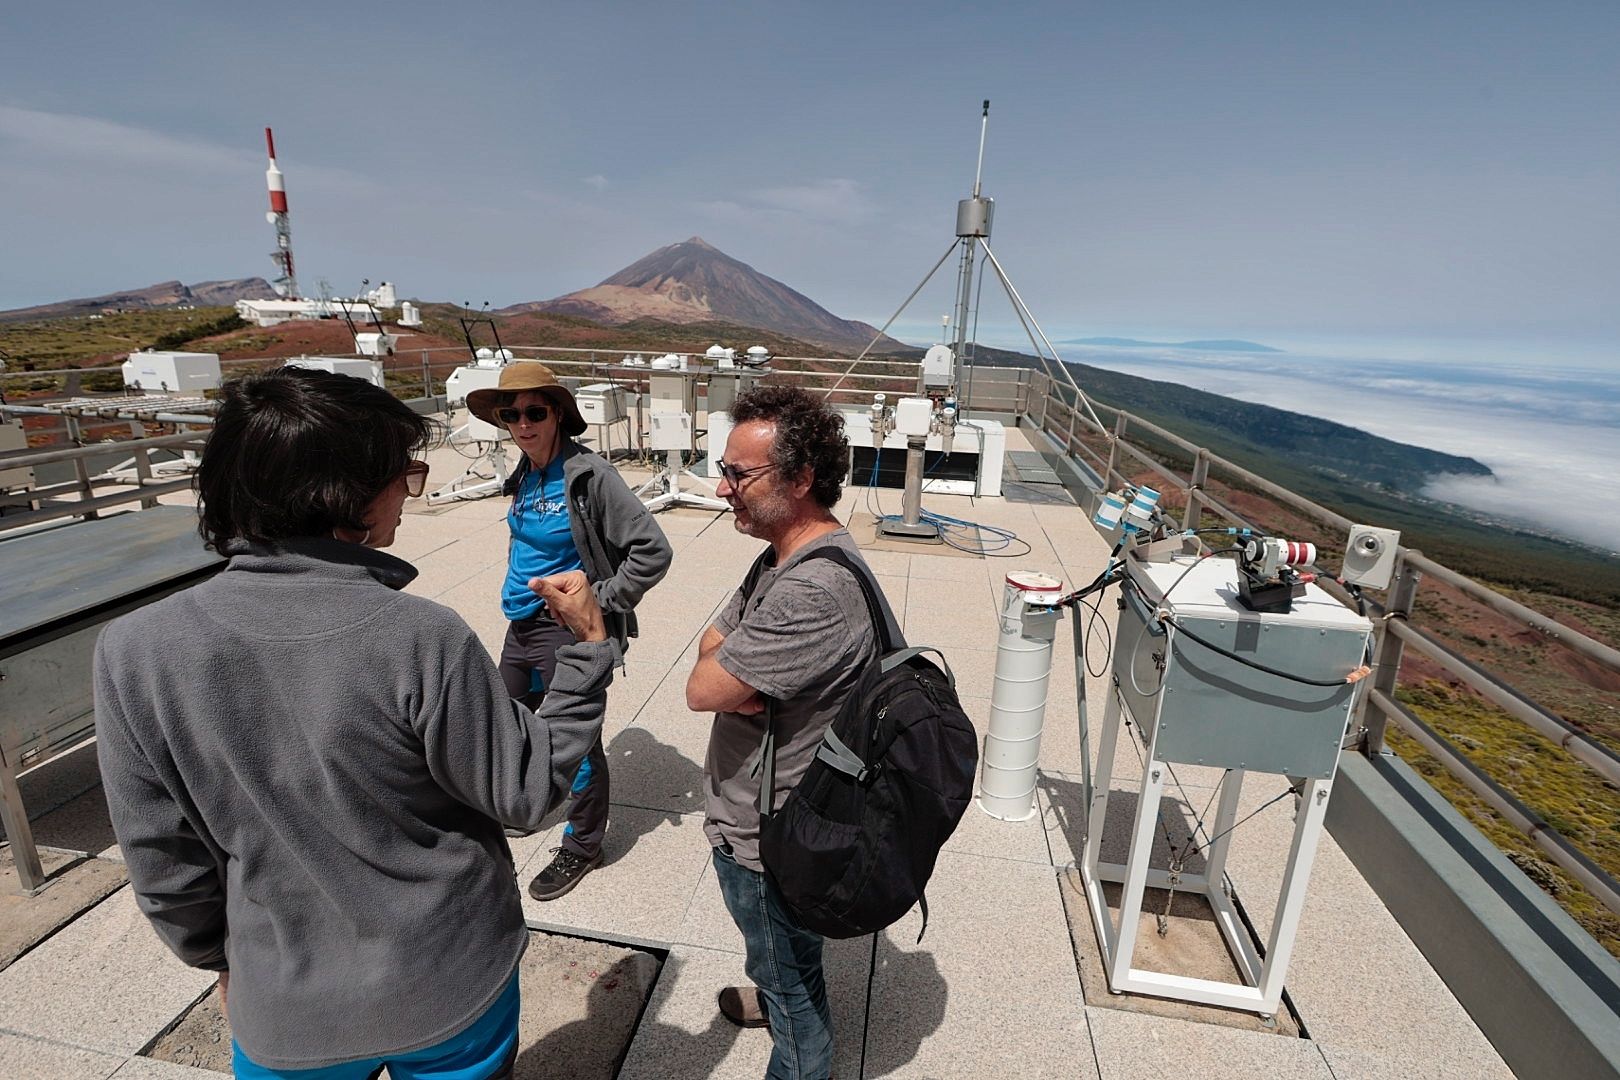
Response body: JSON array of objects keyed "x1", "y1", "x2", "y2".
[{"x1": 744, "y1": 545, "x2": 978, "y2": 940}]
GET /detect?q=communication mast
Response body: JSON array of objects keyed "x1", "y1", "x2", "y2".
[{"x1": 264, "y1": 127, "x2": 299, "y2": 299}]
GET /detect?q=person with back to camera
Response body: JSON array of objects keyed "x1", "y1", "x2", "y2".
[
  {"x1": 686, "y1": 384, "x2": 902, "y2": 1080},
  {"x1": 465, "y1": 362, "x2": 673, "y2": 901},
  {"x1": 94, "y1": 366, "x2": 615, "y2": 1080}
]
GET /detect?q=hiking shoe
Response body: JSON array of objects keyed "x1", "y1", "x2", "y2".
[
  {"x1": 527, "y1": 847, "x2": 602, "y2": 901},
  {"x1": 718, "y1": 985, "x2": 770, "y2": 1029}
]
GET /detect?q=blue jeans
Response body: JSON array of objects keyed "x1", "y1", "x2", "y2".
[
  {"x1": 231, "y1": 973, "x2": 520, "y2": 1079},
  {"x1": 712, "y1": 846, "x2": 834, "y2": 1080}
]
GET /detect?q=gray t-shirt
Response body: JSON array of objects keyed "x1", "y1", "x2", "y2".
[{"x1": 703, "y1": 529, "x2": 902, "y2": 871}]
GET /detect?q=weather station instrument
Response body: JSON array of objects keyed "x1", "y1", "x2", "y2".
[
  {"x1": 841, "y1": 101, "x2": 1109, "y2": 542},
  {"x1": 428, "y1": 310, "x2": 516, "y2": 505},
  {"x1": 608, "y1": 349, "x2": 771, "y2": 514},
  {"x1": 977, "y1": 484, "x2": 1383, "y2": 1019}
]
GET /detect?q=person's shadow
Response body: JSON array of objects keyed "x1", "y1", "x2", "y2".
[
  {"x1": 847, "y1": 939, "x2": 950, "y2": 1078},
  {"x1": 517, "y1": 952, "x2": 740, "y2": 1079},
  {"x1": 516, "y1": 940, "x2": 950, "y2": 1079},
  {"x1": 598, "y1": 726, "x2": 705, "y2": 861}
]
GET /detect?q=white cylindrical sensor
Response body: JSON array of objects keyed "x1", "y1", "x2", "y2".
[{"x1": 979, "y1": 571, "x2": 1064, "y2": 821}]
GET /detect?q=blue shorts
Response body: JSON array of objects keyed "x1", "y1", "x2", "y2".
[{"x1": 231, "y1": 974, "x2": 520, "y2": 1080}]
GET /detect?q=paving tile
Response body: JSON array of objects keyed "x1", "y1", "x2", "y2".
[
  {"x1": 1274, "y1": 887, "x2": 1512, "y2": 1080},
  {"x1": 1, "y1": 851, "x2": 127, "y2": 972},
  {"x1": 1087, "y1": 1008, "x2": 1331, "y2": 1080},
  {"x1": 400, "y1": 543, "x2": 497, "y2": 600},
  {"x1": 1, "y1": 783, "x2": 117, "y2": 856},
  {"x1": 944, "y1": 787, "x2": 1053, "y2": 863},
  {"x1": 0, "y1": 884, "x2": 215, "y2": 1055},
  {"x1": 0, "y1": 1032, "x2": 123, "y2": 1080},
  {"x1": 673, "y1": 856, "x2": 744, "y2": 953},
  {"x1": 618, "y1": 942, "x2": 872, "y2": 1080},
  {"x1": 1316, "y1": 1042, "x2": 1514, "y2": 1080},
  {"x1": 865, "y1": 851, "x2": 1091, "y2": 1079},
  {"x1": 603, "y1": 722, "x2": 710, "y2": 819},
  {"x1": 519, "y1": 807, "x2": 710, "y2": 944},
  {"x1": 110, "y1": 1058, "x2": 226, "y2": 1079}
]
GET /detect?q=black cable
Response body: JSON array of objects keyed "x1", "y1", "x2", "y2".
[{"x1": 1164, "y1": 615, "x2": 1361, "y2": 687}]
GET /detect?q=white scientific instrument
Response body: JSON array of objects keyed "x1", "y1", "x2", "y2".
[
  {"x1": 121, "y1": 351, "x2": 222, "y2": 396},
  {"x1": 281, "y1": 356, "x2": 386, "y2": 387},
  {"x1": 1077, "y1": 538, "x2": 1373, "y2": 1017}
]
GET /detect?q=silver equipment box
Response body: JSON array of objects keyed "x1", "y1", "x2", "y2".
[{"x1": 1114, "y1": 552, "x2": 1372, "y2": 780}]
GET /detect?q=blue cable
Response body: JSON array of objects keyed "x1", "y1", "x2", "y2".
[{"x1": 866, "y1": 445, "x2": 1029, "y2": 557}]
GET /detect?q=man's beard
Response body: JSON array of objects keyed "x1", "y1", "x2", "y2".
[{"x1": 734, "y1": 486, "x2": 794, "y2": 538}]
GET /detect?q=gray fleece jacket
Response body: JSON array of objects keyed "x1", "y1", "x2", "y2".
[
  {"x1": 93, "y1": 538, "x2": 611, "y2": 1070},
  {"x1": 511, "y1": 441, "x2": 673, "y2": 656}
]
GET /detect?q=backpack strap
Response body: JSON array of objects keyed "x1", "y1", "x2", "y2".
[
  {"x1": 814, "y1": 724, "x2": 874, "y2": 783},
  {"x1": 879, "y1": 645, "x2": 957, "y2": 690},
  {"x1": 753, "y1": 697, "x2": 778, "y2": 821},
  {"x1": 793, "y1": 545, "x2": 897, "y2": 654}
]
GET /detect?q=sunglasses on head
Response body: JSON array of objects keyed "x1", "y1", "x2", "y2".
[
  {"x1": 495, "y1": 404, "x2": 551, "y2": 425},
  {"x1": 403, "y1": 460, "x2": 430, "y2": 498}
]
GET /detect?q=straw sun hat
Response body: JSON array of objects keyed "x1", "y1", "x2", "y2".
[{"x1": 464, "y1": 362, "x2": 586, "y2": 437}]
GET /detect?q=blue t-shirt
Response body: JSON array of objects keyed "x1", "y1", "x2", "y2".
[{"x1": 502, "y1": 460, "x2": 584, "y2": 621}]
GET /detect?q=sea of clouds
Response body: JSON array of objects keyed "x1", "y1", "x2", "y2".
[{"x1": 1049, "y1": 345, "x2": 1620, "y2": 555}]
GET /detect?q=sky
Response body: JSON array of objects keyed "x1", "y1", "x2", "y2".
[{"x1": 1, "y1": 2, "x2": 1617, "y2": 367}]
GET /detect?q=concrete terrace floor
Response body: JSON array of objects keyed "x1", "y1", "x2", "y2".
[{"x1": 0, "y1": 423, "x2": 1514, "y2": 1078}]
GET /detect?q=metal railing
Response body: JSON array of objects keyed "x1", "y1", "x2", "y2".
[
  {"x1": 1018, "y1": 368, "x2": 1620, "y2": 924},
  {"x1": 11, "y1": 347, "x2": 1616, "y2": 926}
]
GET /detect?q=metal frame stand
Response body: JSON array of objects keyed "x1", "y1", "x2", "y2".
[
  {"x1": 0, "y1": 742, "x2": 47, "y2": 894},
  {"x1": 633, "y1": 450, "x2": 728, "y2": 513},
  {"x1": 427, "y1": 432, "x2": 511, "y2": 505},
  {"x1": 1079, "y1": 682, "x2": 1331, "y2": 1018}
]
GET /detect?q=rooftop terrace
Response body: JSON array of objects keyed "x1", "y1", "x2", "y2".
[{"x1": 0, "y1": 417, "x2": 1527, "y2": 1078}]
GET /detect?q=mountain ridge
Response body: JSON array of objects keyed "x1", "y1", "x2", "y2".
[{"x1": 0, "y1": 279, "x2": 277, "y2": 324}]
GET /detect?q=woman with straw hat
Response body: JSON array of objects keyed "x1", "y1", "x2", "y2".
[{"x1": 466, "y1": 362, "x2": 673, "y2": 901}]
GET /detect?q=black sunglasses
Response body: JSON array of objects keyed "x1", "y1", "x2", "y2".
[
  {"x1": 495, "y1": 404, "x2": 551, "y2": 425},
  {"x1": 402, "y1": 460, "x2": 430, "y2": 498},
  {"x1": 717, "y1": 460, "x2": 776, "y2": 486}
]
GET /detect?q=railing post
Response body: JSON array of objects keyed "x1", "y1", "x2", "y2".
[
  {"x1": 1064, "y1": 389, "x2": 1078, "y2": 455},
  {"x1": 128, "y1": 419, "x2": 158, "y2": 510},
  {"x1": 1360, "y1": 551, "x2": 1423, "y2": 756},
  {"x1": 1104, "y1": 412, "x2": 1127, "y2": 487},
  {"x1": 65, "y1": 415, "x2": 98, "y2": 520},
  {"x1": 420, "y1": 350, "x2": 432, "y2": 398},
  {"x1": 1184, "y1": 448, "x2": 1210, "y2": 532}
]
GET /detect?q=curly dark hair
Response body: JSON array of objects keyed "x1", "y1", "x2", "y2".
[
  {"x1": 197, "y1": 366, "x2": 437, "y2": 550},
  {"x1": 729, "y1": 384, "x2": 848, "y2": 509}
]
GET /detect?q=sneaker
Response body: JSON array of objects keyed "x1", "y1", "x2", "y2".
[
  {"x1": 527, "y1": 847, "x2": 602, "y2": 901},
  {"x1": 717, "y1": 985, "x2": 770, "y2": 1029}
]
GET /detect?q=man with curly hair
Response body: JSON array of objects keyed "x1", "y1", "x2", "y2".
[{"x1": 687, "y1": 384, "x2": 901, "y2": 1080}]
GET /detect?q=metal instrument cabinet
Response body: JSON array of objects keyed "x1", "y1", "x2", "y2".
[{"x1": 1080, "y1": 550, "x2": 1372, "y2": 1016}]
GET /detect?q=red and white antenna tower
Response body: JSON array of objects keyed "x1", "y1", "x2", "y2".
[{"x1": 264, "y1": 127, "x2": 300, "y2": 299}]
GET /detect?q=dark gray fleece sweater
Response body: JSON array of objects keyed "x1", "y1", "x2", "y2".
[{"x1": 93, "y1": 538, "x2": 611, "y2": 1069}]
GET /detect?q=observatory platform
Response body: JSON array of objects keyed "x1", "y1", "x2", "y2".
[{"x1": 0, "y1": 423, "x2": 1516, "y2": 1079}]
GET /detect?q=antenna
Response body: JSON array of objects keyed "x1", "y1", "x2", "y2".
[
  {"x1": 263, "y1": 127, "x2": 300, "y2": 299},
  {"x1": 972, "y1": 99, "x2": 990, "y2": 198}
]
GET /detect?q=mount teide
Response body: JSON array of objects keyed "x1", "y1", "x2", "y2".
[{"x1": 501, "y1": 237, "x2": 907, "y2": 355}]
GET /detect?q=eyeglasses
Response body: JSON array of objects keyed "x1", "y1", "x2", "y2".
[
  {"x1": 717, "y1": 460, "x2": 776, "y2": 487},
  {"x1": 403, "y1": 460, "x2": 430, "y2": 498},
  {"x1": 495, "y1": 404, "x2": 551, "y2": 426}
]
